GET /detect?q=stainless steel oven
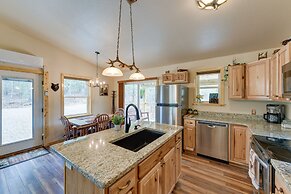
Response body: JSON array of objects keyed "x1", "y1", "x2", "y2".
[{"x1": 283, "y1": 61, "x2": 291, "y2": 98}]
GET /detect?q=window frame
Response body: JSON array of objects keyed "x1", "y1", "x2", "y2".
[
  {"x1": 195, "y1": 68, "x2": 225, "y2": 106},
  {"x1": 61, "y1": 74, "x2": 92, "y2": 118}
]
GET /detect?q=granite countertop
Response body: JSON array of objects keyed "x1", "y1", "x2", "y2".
[
  {"x1": 271, "y1": 159, "x2": 291, "y2": 192},
  {"x1": 51, "y1": 122, "x2": 183, "y2": 189},
  {"x1": 184, "y1": 112, "x2": 291, "y2": 140}
]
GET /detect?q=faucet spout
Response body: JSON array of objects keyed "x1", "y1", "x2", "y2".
[{"x1": 125, "y1": 104, "x2": 140, "y2": 133}]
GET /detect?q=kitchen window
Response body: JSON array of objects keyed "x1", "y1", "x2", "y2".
[
  {"x1": 62, "y1": 74, "x2": 91, "y2": 117},
  {"x1": 196, "y1": 69, "x2": 224, "y2": 105}
]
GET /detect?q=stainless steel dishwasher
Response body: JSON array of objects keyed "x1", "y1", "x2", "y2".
[{"x1": 196, "y1": 121, "x2": 229, "y2": 161}]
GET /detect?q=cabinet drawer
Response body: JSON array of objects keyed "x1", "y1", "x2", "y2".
[
  {"x1": 109, "y1": 167, "x2": 137, "y2": 194},
  {"x1": 138, "y1": 137, "x2": 175, "y2": 179},
  {"x1": 175, "y1": 132, "x2": 182, "y2": 143},
  {"x1": 184, "y1": 119, "x2": 195, "y2": 127}
]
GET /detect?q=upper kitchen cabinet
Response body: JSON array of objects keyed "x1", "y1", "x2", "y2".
[
  {"x1": 162, "y1": 71, "x2": 189, "y2": 84},
  {"x1": 270, "y1": 52, "x2": 282, "y2": 99},
  {"x1": 245, "y1": 58, "x2": 270, "y2": 100},
  {"x1": 228, "y1": 64, "x2": 245, "y2": 99},
  {"x1": 278, "y1": 42, "x2": 291, "y2": 67}
]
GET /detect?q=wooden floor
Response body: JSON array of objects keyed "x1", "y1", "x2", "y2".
[{"x1": 0, "y1": 152, "x2": 257, "y2": 194}]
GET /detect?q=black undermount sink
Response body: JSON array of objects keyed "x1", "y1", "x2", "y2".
[{"x1": 111, "y1": 128, "x2": 166, "y2": 152}]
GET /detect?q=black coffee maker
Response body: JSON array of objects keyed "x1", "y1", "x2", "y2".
[{"x1": 263, "y1": 104, "x2": 285, "y2": 124}]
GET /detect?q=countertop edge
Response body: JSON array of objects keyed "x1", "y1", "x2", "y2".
[{"x1": 271, "y1": 159, "x2": 291, "y2": 192}]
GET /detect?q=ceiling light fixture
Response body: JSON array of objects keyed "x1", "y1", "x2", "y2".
[
  {"x1": 89, "y1": 51, "x2": 106, "y2": 87},
  {"x1": 102, "y1": 0, "x2": 145, "y2": 80},
  {"x1": 196, "y1": 0, "x2": 227, "y2": 10}
]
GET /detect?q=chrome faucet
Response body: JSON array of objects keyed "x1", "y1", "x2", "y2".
[{"x1": 125, "y1": 104, "x2": 140, "y2": 133}]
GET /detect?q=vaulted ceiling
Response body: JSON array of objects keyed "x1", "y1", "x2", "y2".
[{"x1": 0, "y1": 0, "x2": 290, "y2": 69}]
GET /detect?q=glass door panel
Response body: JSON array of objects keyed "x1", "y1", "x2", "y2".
[{"x1": 2, "y1": 78, "x2": 33, "y2": 145}]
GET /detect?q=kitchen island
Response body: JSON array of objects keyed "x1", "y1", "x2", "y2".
[{"x1": 51, "y1": 122, "x2": 183, "y2": 194}]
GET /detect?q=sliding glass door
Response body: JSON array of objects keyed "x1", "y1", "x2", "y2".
[
  {"x1": 0, "y1": 71, "x2": 43, "y2": 156},
  {"x1": 124, "y1": 80, "x2": 157, "y2": 122}
]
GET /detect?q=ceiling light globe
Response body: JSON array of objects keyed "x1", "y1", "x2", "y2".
[
  {"x1": 102, "y1": 66, "x2": 123, "y2": 77},
  {"x1": 129, "y1": 72, "x2": 145, "y2": 80}
]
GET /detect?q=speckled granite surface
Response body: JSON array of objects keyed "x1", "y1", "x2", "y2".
[
  {"x1": 271, "y1": 159, "x2": 291, "y2": 192},
  {"x1": 51, "y1": 122, "x2": 182, "y2": 189},
  {"x1": 184, "y1": 112, "x2": 291, "y2": 140}
]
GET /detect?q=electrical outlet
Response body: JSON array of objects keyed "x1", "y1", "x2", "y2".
[{"x1": 251, "y1": 109, "x2": 256, "y2": 115}]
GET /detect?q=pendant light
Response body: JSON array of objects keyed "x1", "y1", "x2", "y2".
[
  {"x1": 196, "y1": 0, "x2": 227, "y2": 10},
  {"x1": 89, "y1": 51, "x2": 105, "y2": 87},
  {"x1": 102, "y1": 0, "x2": 145, "y2": 80}
]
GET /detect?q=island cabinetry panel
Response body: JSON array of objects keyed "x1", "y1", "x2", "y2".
[
  {"x1": 65, "y1": 165, "x2": 107, "y2": 194},
  {"x1": 109, "y1": 167, "x2": 137, "y2": 194},
  {"x1": 246, "y1": 59, "x2": 270, "y2": 100},
  {"x1": 228, "y1": 64, "x2": 245, "y2": 99},
  {"x1": 183, "y1": 119, "x2": 196, "y2": 152},
  {"x1": 175, "y1": 140, "x2": 182, "y2": 181},
  {"x1": 230, "y1": 125, "x2": 251, "y2": 165},
  {"x1": 161, "y1": 147, "x2": 176, "y2": 194}
]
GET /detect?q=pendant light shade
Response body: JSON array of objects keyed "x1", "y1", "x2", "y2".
[
  {"x1": 196, "y1": 0, "x2": 227, "y2": 10},
  {"x1": 129, "y1": 71, "x2": 145, "y2": 80},
  {"x1": 102, "y1": 66, "x2": 123, "y2": 77}
]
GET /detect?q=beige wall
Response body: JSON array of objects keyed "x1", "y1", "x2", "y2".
[
  {"x1": 0, "y1": 21, "x2": 114, "y2": 144},
  {"x1": 114, "y1": 48, "x2": 291, "y2": 119}
]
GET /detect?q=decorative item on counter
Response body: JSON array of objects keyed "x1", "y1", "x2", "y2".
[
  {"x1": 51, "y1": 83, "x2": 59, "y2": 92},
  {"x1": 193, "y1": 109, "x2": 199, "y2": 115},
  {"x1": 99, "y1": 84, "x2": 109, "y2": 96},
  {"x1": 111, "y1": 114, "x2": 124, "y2": 131},
  {"x1": 165, "y1": 70, "x2": 170, "y2": 74},
  {"x1": 187, "y1": 108, "x2": 193, "y2": 114},
  {"x1": 282, "y1": 37, "x2": 291, "y2": 46},
  {"x1": 196, "y1": 94, "x2": 203, "y2": 103},
  {"x1": 258, "y1": 52, "x2": 268, "y2": 60},
  {"x1": 273, "y1": 49, "x2": 280, "y2": 55}
]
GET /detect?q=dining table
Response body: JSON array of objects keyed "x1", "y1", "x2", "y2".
[{"x1": 69, "y1": 114, "x2": 114, "y2": 127}]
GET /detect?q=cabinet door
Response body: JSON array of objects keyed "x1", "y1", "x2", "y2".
[
  {"x1": 183, "y1": 127, "x2": 195, "y2": 151},
  {"x1": 278, "y1": 42, "x2": 291, "y2": 66},
  {"x1": 175, "y1": 141, "x2": 182, "y2": 181},
  {"x1": 228, "y1": 65, "x2": 245, "y2": 99},
  {"x1": 246, "y1": 59, "x2": 270, "y2": 99},
  {"x1": 138, "y1": 163, "x2": 161, "y2": 194},
  {"x1": 161, "y1": 147, "x2": 176, "y2": 194},
  {"x1": 270, "y1": 53, "x2": 282, "y2": 98},
  {"x1": 230, "y1": 125, "x2": 249, "y2": 165}
]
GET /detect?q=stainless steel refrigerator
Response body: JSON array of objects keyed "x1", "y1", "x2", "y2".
[{"x1": 155, "y1": 85, "x2": 188, "y2": 126}]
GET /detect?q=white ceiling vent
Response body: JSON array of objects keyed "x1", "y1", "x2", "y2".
[{"x1": 0, "y1": 49, "x2": 43, "y2": 68}]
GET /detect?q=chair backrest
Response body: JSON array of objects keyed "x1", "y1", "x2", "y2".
[
  {"x1": 114, "y1": 108, "x2": 124, "y2": 116},
  {"x1": 94, "y1": 114, "x2": 110, "y2": 132},
  {"x1": 60, "y1": 116, "x2": 73, "y2": 140}
]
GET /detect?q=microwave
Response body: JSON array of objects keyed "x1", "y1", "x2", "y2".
[{"x1": 283, "y1": 61, "x2": 291, "y2": 98}]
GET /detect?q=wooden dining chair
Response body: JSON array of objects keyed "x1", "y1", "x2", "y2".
[
  {"x1": 93, "y1": 114, "x2": 110, "y2": 132},
  {"x1": 60, "y1": 116, "x2": 79, "y2": 140},
  {"x1": 114, "y1": 108, "x2": 124, "y2": 116}
]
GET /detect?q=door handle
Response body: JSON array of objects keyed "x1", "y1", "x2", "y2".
[{"x1": 207, "y1": 125, "x2": 216, "y2": 128}]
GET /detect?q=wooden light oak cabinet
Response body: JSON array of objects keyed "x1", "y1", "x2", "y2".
[
  {"x1": 138, "y1": 162, "x2": 161, "y2": 194},
  {"x1": 246, "y1": 59, "x2": 270, "y2": 100},
  {"x1": 278, "y1": 42, "x2": 291, "y2": 67},
  {"x1": 175, "y1": 141, "x2": 182, "y2": 181},
  {"x1": 162, "y1": 72, "x2": 189, "y2": 84},
  {"x1": 230, "y1": 125, "x2": 251, "y2": 165},
  {"x1": 270, "y1": 53, "x2": 282, "y2": 99},
  {"x1": 183, "y1": 119, "x2": 196, "y2": 152},
  {"x1": 161, "y1": 147, "x2": 176, "y2": 194},
  {"x1": 228, "y1": 64, "x2": 245, "y2": 99}
]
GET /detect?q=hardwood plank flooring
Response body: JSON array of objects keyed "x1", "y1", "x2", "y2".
[{"x1": 0, "y1": 152, "x2": 258, "y2": 194}]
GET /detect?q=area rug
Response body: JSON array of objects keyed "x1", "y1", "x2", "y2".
[{"x1": 0, "y1": 147, "x2": 49, "y2": 169}]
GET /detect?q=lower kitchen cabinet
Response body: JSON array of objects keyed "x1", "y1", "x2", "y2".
[
  {"x1": 230, "y1": 125, "x2": 251, "y2": 165},
  {"x1": 161, "y1": 147, "x2": 176, "y2": 194},
  {"x1": 183, "y1": 119, "x2": 196, "y2": 152},
  {"x1": 138, "y1": 162, "x2": 161, "y2": 194}
]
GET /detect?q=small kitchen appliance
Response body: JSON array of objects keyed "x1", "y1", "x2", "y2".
[{"x1": 263, "y1": 104, "x2": 285, "y2": 124}]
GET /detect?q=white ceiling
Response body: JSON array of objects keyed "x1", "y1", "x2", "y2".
[{"x1": 0, "y1": 0, "x2": 290, "y2": 69}]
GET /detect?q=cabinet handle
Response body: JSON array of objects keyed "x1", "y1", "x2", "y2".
[
  {"x1": 118, "y1": 180, "x2": 131, "y2": 190},
  {"x1": 161, "y1": 162, "x2": 166, "y2": 167}
]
